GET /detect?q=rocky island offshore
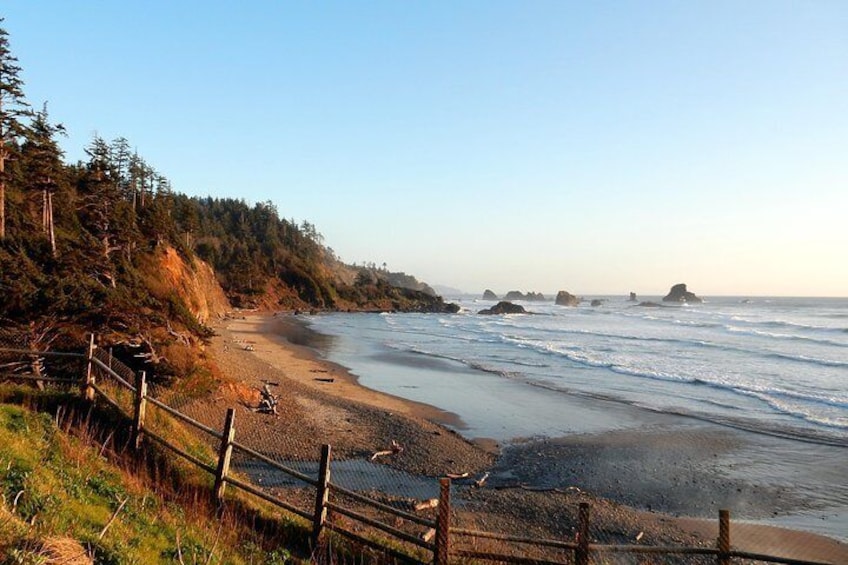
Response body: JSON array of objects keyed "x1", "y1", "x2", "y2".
[{"x1": 663, "y1": 283, "x2": 703, "y2": 303}]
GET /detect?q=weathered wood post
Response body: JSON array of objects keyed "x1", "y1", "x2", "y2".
[
  {"x1": 84, "y1": 334, "x2": 96, "y2": 401},
  {"x1": 213, "y1": 408, "x2": 236, "y2": 504},
  {"x1": 576, "y1": 502, "x2": 590, "y2": 565},
  {"x1": 132, "y1": 371, "x2": 148, "y2": 450},
  {"x1": 434, "y1": 477, "x2": 451, "y2": 565},
  {"x1": 718, "y1": 509, "x2": 731, "y2": 565},
  {"x1": 312, "y1": 444, "x2": 332, "y2": 547}
]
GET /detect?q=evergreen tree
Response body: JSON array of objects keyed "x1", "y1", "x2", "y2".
[
  {"x1": 0, "y1": 19, "x2": 31, "y2": 240},
  {"x1": 21, "y1": 103, "x2": 66, "y2": 256},
  {"x1": 77, "y1": 135, "x2": 123, "y2": 286}
]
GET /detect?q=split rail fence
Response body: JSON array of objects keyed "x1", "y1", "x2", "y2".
[{"x1": 0, "y1": 335, "x2": 839, "y2": 565}]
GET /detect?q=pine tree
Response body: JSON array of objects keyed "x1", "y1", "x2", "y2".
[
  {"x1": 21, "y1": 103, "x2": 66, "y2": 256},
  {"x1": 0, "y1": 19, "x2": 31, "y2": 240},
  {"x1": 78, "y1": 135, "x2": 123, "y2": 286}
]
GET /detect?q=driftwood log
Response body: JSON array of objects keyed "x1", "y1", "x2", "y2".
[{"x1": 255, "y1": 384, "x2": 279, "y2": 415}]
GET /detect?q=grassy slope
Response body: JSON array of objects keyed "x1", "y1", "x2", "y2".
[{"x1": 0, "y1": 401, "x2": 292, "y2": 565}]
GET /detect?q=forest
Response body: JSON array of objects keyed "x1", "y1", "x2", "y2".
[{"x1": 0, "y1": 20, "x2": 454, "y2": 378}]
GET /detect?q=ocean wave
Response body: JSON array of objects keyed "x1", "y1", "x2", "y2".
[
  {"x1": 614, "y1": 308, "x2": 848, "y2": 336},
  {"x1": 499, "y1": 335, "x2": 848, "y2": 411},
  {"x1": 730, "y1": 316, "x2": 847, "y2": 334},
  {"x1": 497, "y1": 325, "x2": 848, "y2": 372},
  {"x1": 725, "y1": 325, "x2": 848, "y2": 347},
  {"x1": 763, "y1": 351, "x2": 848, "y2": 368},
  {"x1": 515, "y1": 377, "x2": 848, "y2": 447},
  {"x1": 745, "y1": 391, "x2": 848, "y2": 431},
  {"x1": 383, "y1": 342, "x2": 522, "y2": 378}
]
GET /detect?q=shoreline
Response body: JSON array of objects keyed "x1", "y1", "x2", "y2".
[
  {"x1": 208, "y1": 312, "x2": 848, "y2": 562},
  {"x1": 263, "y1": 313, "x2": 471, "y2": 433}
]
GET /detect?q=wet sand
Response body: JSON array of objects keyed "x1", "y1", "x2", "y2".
[{"x1": 208, "y1": 313, "x2": 848, "y2": 563}]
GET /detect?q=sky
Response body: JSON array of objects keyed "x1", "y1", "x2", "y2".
[{"x1": 3, "y1": 1, "x2": 847, "y2": 297}]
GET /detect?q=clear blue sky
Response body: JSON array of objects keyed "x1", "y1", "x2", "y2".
[{"x1": 4, "y1": 1, "x2": 847, "y2": 296}]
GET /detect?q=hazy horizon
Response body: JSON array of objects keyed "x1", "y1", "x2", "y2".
[
  {"x1": 434, "y1": 286, "x2": 848, "y2": 300},
  {"x1": 4, "y1": 2, "x2": 846, "y2": 297}
]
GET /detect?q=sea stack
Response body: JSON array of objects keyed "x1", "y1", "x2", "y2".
[
  {"x1": 478, "y1": 301, "x2": 526, "y2": 315},
  {"x1": 555, "y1": 290, "x2": 580, "y2": 306},
  {"x1": 629, "y1": 292, "x2": 638, "y2": 302},
  {"x1": 482, "y1": 289, "x2": 498, "y2": 300},
  {"x1": 662, "y1": 283, "x2": 703, "y2": 303}
]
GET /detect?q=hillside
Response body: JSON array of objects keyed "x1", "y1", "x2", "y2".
[
  {"x1": 0, "y1": 396, "x2": 306, "y2": 564},
  {"x1": 0, "y1": 20, "x2": 455, "y2": 382}
]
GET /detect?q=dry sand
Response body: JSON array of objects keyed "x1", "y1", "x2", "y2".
[
  {"x1": 204, "y1": 313, "x2": 847, "y2": 563},
  {"x1": 206, "y1": 314, "x2": 494, "y2": 475}
]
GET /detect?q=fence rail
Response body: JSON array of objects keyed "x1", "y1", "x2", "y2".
[{"x1": 0, "y1": 338, "x2": 839, "y2": 565}]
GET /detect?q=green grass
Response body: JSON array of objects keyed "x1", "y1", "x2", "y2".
[{"x1": 0, "y1": 401, "x2": 294, "y2": 564}]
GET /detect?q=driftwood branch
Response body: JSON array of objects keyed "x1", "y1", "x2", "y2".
[
  {"x1": 414, "y1": 498, "x2": 439, "y2": 511},
  {"x1": 474, "y1": 472, "x2": 490, "y2": 488},
  {"x1": 370, "y1": 440, "x2": 403, "y2": 461}
]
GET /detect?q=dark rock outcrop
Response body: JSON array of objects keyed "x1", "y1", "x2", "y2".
[
  {"x1": 482, "y1": 289, "x2": 499, "y2": 300},
  {"x1": 502, "y1": 291, "x2": 546, "y2": 301},
  {"x1": 629, "y1": 292, "x2": 638, "y2": 302},
  {"x1": 478, "y1": 301, "x2": 526, "y2": 315},
  {"x1": 637, "y1": 301, "x2": 663, "y2": 308},
  {"x1": 590, "y1": 299, "x2": 604, "y2": 307},
  {"x1": 555, "y1": 291, "x2": 580, "y2": 306},
  {"x1": 662, "y1": 283, "x2": 703, "y2": 304}
]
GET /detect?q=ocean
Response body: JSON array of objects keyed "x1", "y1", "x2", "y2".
[
  {"x1": 298, "y1": 295, "x2": 848, "y2": 540},
  {"x1": 306, "y1": 296, "x2": 847, "y2": 446}
]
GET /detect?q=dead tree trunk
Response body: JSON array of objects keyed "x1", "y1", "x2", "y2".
[
  {"x1": 41, "y1": 188, "x2": 56, "y2": 257},
  {"x1": 0, "y1": 145, "x2": 6, "y2": 240},
  {"x1": 47, "y1": 191, "x2": 55, "y2": 256}
]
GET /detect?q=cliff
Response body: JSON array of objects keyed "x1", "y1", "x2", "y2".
[{"x1": 156, "y1": 247, "x2": 231, "y2": 323}]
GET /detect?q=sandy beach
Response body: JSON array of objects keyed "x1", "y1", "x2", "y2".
[{"x1": 204, "y1": 313, "x2": 848, "y2": 563}]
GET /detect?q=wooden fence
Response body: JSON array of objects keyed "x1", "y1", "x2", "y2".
[{"x1": 0, "y1": 338, "x2": 839, "y2": 565}]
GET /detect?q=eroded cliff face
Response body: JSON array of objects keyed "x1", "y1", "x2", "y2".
[{"x1": 158, "y1": 247, "x2": 231, "y2": 323}]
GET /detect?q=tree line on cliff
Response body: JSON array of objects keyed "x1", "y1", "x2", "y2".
[{"x1": 0, "y1": 20, "x2": 447, "y2": 361}]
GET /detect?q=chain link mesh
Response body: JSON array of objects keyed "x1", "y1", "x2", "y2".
[
  {"x1": 0, "y1": 330, "x2": 85, "y2": 388},
  {"x1": 90, "y1": 346, "x2": 135, "y2": 414}
]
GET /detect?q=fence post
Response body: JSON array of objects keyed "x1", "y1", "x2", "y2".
[
  {"x1": 576, "y1": 502, "x2": 590, "y2": 565},
  {"x1": 84, "y1": 334, "x2": 96, "y2": 401},
  {"x1": 434, "y1": 477, "x2": 451, "y2": 565},
  {"x1": 132, "y1": 371, "x2": 147, "y2": 450},
  {"x1": 312, "y1": 444, "x2": 332, "y2": 547},
  {"x1": 213, "y1": 408, "x2": 236, "y2": 504},
  {"x1": 718, "y1": 509, "x2": 730, "y2": 565}
]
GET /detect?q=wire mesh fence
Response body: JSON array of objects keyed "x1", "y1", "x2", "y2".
[
  {"x1": 89, "y1": 345, "x2": 136, "y2": 413},
  {"x1": 0, "y1": 329, "x2": 86, "y2": 388}
]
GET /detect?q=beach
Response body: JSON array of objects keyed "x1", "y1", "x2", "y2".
[{"x1": 206, "y1": 313, "x2": 848, "y2": 563}]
